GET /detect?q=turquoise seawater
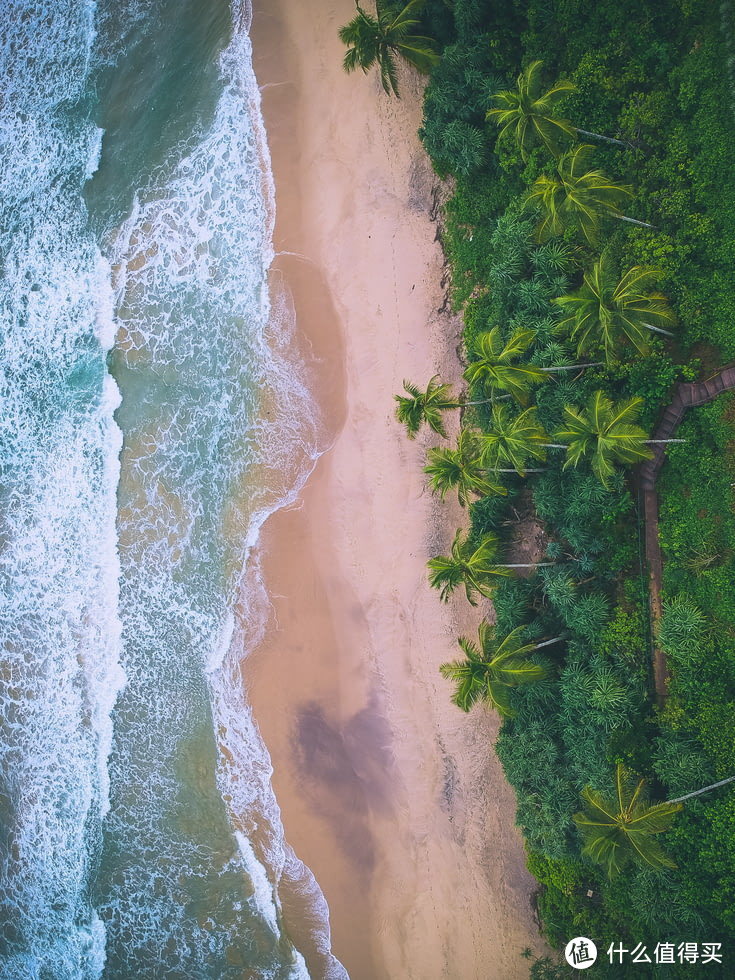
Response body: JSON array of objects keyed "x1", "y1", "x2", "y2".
[{"x1": 0, "y1": 1, "x2": 344, "y2": 976}]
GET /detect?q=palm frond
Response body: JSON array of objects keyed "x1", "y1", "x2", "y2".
[
  {"x1": 574, "y1": 764, "x2": 681, "y2": 878},
  {"x1": 487, "y1": 60, "x2": 575, "y2": 159}
]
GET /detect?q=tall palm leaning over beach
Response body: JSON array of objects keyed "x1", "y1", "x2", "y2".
[
  {"x1": 427, "y1": 528, "x2": 554, "y2": 605},
  {"x1": 394, "y1": 376, "x2": 460, "y2": 438},
  {"x1": 487, "y1": 60, "x2": 629, "y2": 160},
  {"x1": 554, "y1": 254, "x2": 677, "y2": 364},
  {"x1": 339, "y1": 0, "x2": 439, "y2": 97},
  {"x1": 464, "y1": 325, "x2": 602, "y2": 403},
  {"x1": 526, "y1": 145, "x2": 654, "y2": 245},
  {"x1": 395, "y1": 375, "x2": 496, "y2": 439},
  {"x1": 479, "y1": 403, "x2": 564, "y2": 476},
  {"x1": 440, "y1": 622, "x2": 558, "y2": 716},
  {"x1": 425, "y1": 428, "x2": 508, "y2": 506},
  {"x1": 557, "y1": 390, "x2": 652, "y2": 488}
]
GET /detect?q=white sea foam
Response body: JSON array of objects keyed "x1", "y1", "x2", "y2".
[
  {"x1": 235, "y1": 831, "x2": 281, "y2": 935},
  {"x1": 93, "y1": 255, "x2": 118, "y2": 350},
  {"x1": 86, "y1": 127, "x2": 105, "y2": 180},
  {"x1": 94, "y1": 3, "x2": 345, "y2": 975},
  {"x1": 234, "y1": 832, "x2": 312, "y2": 979},
  {"x1": 283, "y1": 848, "x2": 351, "y2": 980},
  {"x1": 0, "y1": 2, "x2": 125, "y2": 976},
  {"x1": 0, "y1": 0, "x2": 344, "y2": 974}
]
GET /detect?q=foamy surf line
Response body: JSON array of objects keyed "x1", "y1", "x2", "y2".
[
  {"x1": 0, "y1": 0, "x2": 344, "y2": 974},
  {"x1": 0, "y1": 2, "x2": 125, "y2": 976},
  {"x1": 99, "y1": 0, "x2": 346, "y2": 974}
]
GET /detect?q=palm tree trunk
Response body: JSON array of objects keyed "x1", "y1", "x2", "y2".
[
  {"x1": 541, "y1": 363, "x2": 604, "y2": 372},
  {"x1": 495, "y1": 562, "x2": 557, "y2": 568},
  {"x1": 534, "y1": 636, "x2": 565, "y2": 649},
  {"x1": 493, "y1": 468, "x2": 546, "y2": 473},
  {"x1": 642, "y1": 322, "x2": 675, "y2": 337},
  {"x1": 615, "y1": 214, "x2": 657, "y2": 229},
  {"x1": 464, "y1": 395, "x2": 512, "y2": 405},
  {"x1": 645, "y1": 439, "x2": 687, "y2": 444},
  {"x1": 574, "y1": 127, "x2": 629, "y2": 148},
  {"x1": 543, "y1": 443, "x2": 568, "y2": 449},
  {"x1": 668, "y1": 774, "x2": 735, "y2": 805}
]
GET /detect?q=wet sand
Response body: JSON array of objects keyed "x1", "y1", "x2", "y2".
[{"x1": 244, "y1": 1, "x2": 543, "y2": 977}]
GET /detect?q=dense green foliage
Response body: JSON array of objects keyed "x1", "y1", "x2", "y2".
[
  {"x1": 655, "y1": 396, "x2": 735, "y2": 945},
  {"x1": 411, "y1": 0, "x2": 735, "y2": 969}
]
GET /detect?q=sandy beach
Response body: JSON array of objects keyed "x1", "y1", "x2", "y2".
[{"x1": 245, "y1": 2, "x2": 543, "y2": 977}]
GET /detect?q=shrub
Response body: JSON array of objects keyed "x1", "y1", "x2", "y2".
[{"x1": 657, "y1": 596, "x2": 707, "y2": 662}]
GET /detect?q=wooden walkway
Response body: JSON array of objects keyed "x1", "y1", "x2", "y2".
[{"x1": 639, "y1": 366, "x2": 735, "y2": 705}]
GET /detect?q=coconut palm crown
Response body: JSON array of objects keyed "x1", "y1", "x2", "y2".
[
  {"x1": 464, "y1": 326, "x2": 549, "y2": 403},
  {"x1": 395, "y1": 375, "x2": 460, "y2": 439},
  {"x1": 526, "y1": 144, "x2": 633, "y2": 244},
  {"x1": 339, "y1": 0, "x2": 439, "y2": 97},
  {"x1": 425, "y1": 428, "x2": 507, "y2": 506},
  {"x1": 427, "y1": 529, "x2": 513, "y2": 605},
  {"x1": 487, "y1": 60, "x2": 576, "y2": 160},
  {"x1": 557, "y1": 389, "x2": 652, "y2": 487},
  {"x1": 554, "y1": 254, "x2": 677, "y2": 363},
  {"x1": 573, "y1": 764, "x2": 682, "y2": 878},
  {"x1": 464, "y1": 326, "x2": 601, "y2": 402},
  {"x1": 480, "y1": 403, "x2": 558, "y2": 476},
  {"x1": 440, "y1": 622, "x2": 550, "y2": 716}
]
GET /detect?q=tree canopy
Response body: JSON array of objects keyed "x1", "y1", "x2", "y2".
[
  {"x1": 573, "y1": 764, "x2": 682, "y2": 878},
  {"x1": 394, "y1": 375, "x2": 459, "y2": 438},
  {"x1": 556, "y1": 390, "x2": 652, "y2": 487},
  {"x1": 554, "y1": 254, "x2": 677, "y2": 363},
  {"x1": 480, "y1": 402, "x2": 555, "y2": 475},
  {"x1": 526, "y1": 145, "x2": 633, "y2": 244},
  {"x1": 464, "y1": 326, "x2": 548, "y2": 403},
  {"x1": 487, "y1": 60, "x2": 575, "y2": 159},
  {"x1": 425, "y1": 427, "x2": 507, "y2": 505},
  {"x1": 339, "y1": 0, "x2": 440, "y2": 96},
  {"x1": 440, "y1": 622, "x2": 550, "y2": 716},
  {"x1": 427, "y1": 528, "x2": 511, "y2": 604}
]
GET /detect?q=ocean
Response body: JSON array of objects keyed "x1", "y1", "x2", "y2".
[{"x1": 0, "y1": 0, "x2": 344, "y2": 976}]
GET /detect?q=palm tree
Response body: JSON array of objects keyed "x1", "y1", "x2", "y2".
[
  {"x1": 464, "y1": 326, "x2": 602, "y2": 403},
  {"x1": 440, "y1": 623, "x2": 559, "y2": 716},
  {"x1": 554, "y1": 254, "x2": 677, "y2": 363},
  {"x1": 526, "y1": 145, "x2": 654, "y2": 245},
  {"x1": 427, "y1": 528, "x2": 553, "y2": 605},
  {"x1": 425, "y1": 428, "x2": 507, "y2": 506},
  {"x1": 395, "y1": 376, "x2": 502, "y2": 439},
  {"x1": 487, "y1": 60, "x2": 629, "y2": 159},
  {"x1": 339, "y1": 0, "x2": 439, "y2": 97},
  {"x1": 479, "y1": 403, "x2": 565, "y2": 476},
  {"x1": 487, "y1": 60, "x2": 576, "y2": 159},
  {"x1": 557, "y1": 390, "x2": 652, "y2": 487},
  {"x1": 573, "y1": 764, "x2": 682, "y2": 878},
  {"x1": 394, "y1": 376, "x2": 461, "y2": 439},
  {"x1": 575, "y1": 766, "x2": 735, "y2": 879}
]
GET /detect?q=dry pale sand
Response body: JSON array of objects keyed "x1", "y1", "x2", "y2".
[{"x1": 245, "y1": 1, "x2": 543, "y2": 977}]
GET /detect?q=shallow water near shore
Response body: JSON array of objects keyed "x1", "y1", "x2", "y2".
[{"x1": 1, "y1": 0, "x2": 341, "y2": 976}]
